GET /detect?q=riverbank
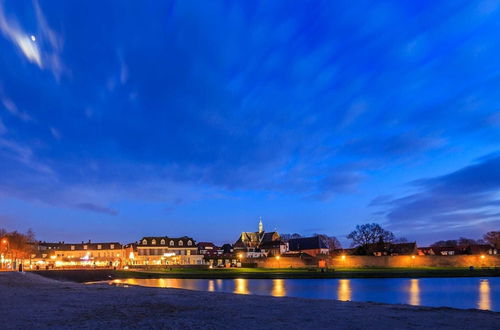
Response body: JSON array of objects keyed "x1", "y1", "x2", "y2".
[
  {"x1": 32, "y1": 267, "x2": 500, "y2": 282},
  {"x1": 1, "y1": 272, "x2": 499, "y2": 329}
]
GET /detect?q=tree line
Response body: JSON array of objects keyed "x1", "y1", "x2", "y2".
[
  {"x1": 345, "y1": 223, "x2": 499, "y2": 250},
  {"x1": 282, "y1": 223, "x2": 499, "y2": 255}
]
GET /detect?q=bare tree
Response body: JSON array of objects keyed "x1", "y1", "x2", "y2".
[
  {"x1": 431, "y1": 240, "x2": 458, "y2": 247},
  {"x1": 347, "y1": 223, "x2": 395, "y2": 247},
  {"x1": 314, "y1": 234, "x2": 342, "y2": 250},
  {"x1": 484, "y1": 231, "x2": 500, "y2": 249}
]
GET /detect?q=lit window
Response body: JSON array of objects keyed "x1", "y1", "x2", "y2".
[
  {"x1": 161, "y1": 239, "x2": 165, "y2": 245},
  {"x1": 110, "y1": 244, "x2": 115, "y2": 249},
  {"x1": 152, "y1": 239, "x2": 156, "y2": 245},
  {"x1": 71, "y1": 246, "x2": 75, "y2": 250},
  {"x1": 84, "y1": 245, "x2": 88, "y2": 250},
  {"x1": 179, "y1": 241, "x2": 184, "y2": 246},
  {"x1": 97, "y1": 245, "x2": 102, "y2": 250},
  {"x1": 170, "y1": 240, "x2": 174, "y2": 246},
  {"x1": 142, "y1": 239, "x2": 147, "y2": 245},
  {"x1": 187, "y1": 240, "x2": 192, "y2": 246}
]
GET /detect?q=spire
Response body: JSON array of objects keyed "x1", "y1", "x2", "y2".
[{"x1": 258, "y1": 217, "x2": 264, "y2": 234}]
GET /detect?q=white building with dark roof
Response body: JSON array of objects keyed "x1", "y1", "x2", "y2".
[{"x1": 135, "y1": 236, "x2": 204, "y2": 265}]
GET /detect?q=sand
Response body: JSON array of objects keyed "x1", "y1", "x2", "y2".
[{"x1": 0, "y1": 272, "x2": 498, "y2": 329}]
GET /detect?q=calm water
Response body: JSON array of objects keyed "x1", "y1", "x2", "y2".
[{"x1": 107, "y1": 277, "x2": 500, "y2": 311}]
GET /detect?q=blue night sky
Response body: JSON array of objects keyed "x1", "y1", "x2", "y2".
[{"x1": 0, "y1": 1, "x2": 499, "y2": 246}]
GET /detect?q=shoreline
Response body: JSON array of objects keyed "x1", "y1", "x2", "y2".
[
  {"x1": 31, "y1": 267, "x2": 500, "y2": 283},
  {"x1": 1, "y1": 272, "x2": 499, "y2": 329}
]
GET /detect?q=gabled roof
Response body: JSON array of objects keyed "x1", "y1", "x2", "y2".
[
  {"x1": 262, "y1": 232, "x2": 279, "y2": 243},
  {"x1": 289, "y1": 236, "x2": 328, "y2": 251},
  {"x1": 47, "y1": 242, "x2": 122, "y2": 251},
  {"x1": 198, "y1": 242, "x2": 218, "y2": 249}
]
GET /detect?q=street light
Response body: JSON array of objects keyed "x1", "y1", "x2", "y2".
[
  {"x1": 275, "y1": 255, "x2": 281, "y2": 268},
  {"x1": 1, "y1": 239, "x2": 10, "y2": 270}
]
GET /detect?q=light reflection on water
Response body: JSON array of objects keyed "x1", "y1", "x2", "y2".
[
  {"x1": 337, "y1": 279, "x2": 351, "y2": 301},
  {"x1": 409, "y1": 279, "x2": 420, "y2": 306},
  {"x1": 108, "y1": 277, "x2": 499, "y2": 311},
  {"x1": 479, "y1": 279, "x2": 490, "y2": 310},
  {"x1": 272, "y1": 279, "x2": 286, "y2": 297},
  {"x1": 234, "y1": 278, "x2": 249, "y2": 295}
]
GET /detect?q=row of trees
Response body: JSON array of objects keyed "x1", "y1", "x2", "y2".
[
  {"x1": 345, "y1": 223, "x2": 500, "y2": 250},
  {"x1": 432, "y1": 232, "x2": 500, "y2": 249}
]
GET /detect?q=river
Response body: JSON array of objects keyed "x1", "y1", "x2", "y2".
[{"x1": 106, "y1": 277, "x2": 499, "y2": 311}]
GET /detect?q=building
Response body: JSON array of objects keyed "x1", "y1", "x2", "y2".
[
  {"x1": 31, "y1": 241, "x2": 124, "y2": 269},
  {"x1": 288, "y1": 236, "x2": 329, "y2": 256},
  {"x1": 135, "y1": 236, "x2": 204, "y2": 265},
  {"x1": 418, "y1": 244, "x2": 497, "y2": 256},
  {"x1": 464, "y1": 244, "x2": 498, "y2": 255},
  {"x1": 233, "y1": 218, "x2": 286, "y2": 258},
  {"x1": 364, "y1": 242, "x2": 417, "y2": 256},
  {"x1": 418, "y1": 246, "x2": 460, "y2": 256},
  {"x1": 198, "y1": 242, "x2": 223, "y2": 257}
]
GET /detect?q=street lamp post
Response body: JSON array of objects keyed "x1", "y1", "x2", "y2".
[{"x1": 275, "y1": 255, "x2": 281, "y2": 268}]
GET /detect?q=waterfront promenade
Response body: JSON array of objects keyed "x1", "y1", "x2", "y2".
[{"x1": 1, "y1": 272, "x2": 498, "y2": 329}]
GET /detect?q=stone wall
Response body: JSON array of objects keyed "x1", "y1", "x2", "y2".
[
  {"x1": 249, "y1": 254, "x2": 500, "y2": 268},
  {"x1": 328, "y1": 254, "x2": 500, "y2": 268}
]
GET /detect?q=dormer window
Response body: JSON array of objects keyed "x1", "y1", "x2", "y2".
[
  {"x1": 170, "y1": 240, "x2": 174, "y2": 246},
  {"x1": 152, "y1": 239, "x2": 157, "y2": 245},
  {"x1": 97, "y1": 245, "x2": 102, "y2": 250},
  {"x1": 142, "y1": 239, "x2": 147, "y2": 245},
  {"x1": 160, "y1": 239, "x2": 165, "y2": 245},
  {"x1": 187, "y1": 240, "x2": 192, "y2": 246},
  {"x1": 110, "y1": 244, "x2": 115, "y2": 249},
  {"x1": 179, "y1": 240, "x2": 183, "y2": 246},
  {"x1": 71, "y1": 245, "x2": 75, "y2": 250},
  {"x1": 83, "y1": 245, "x2": 88, "y2": 250}
]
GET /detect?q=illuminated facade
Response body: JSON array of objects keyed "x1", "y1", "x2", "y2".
[
  {"x1": 233, "y1": 218, "x2": 286, "y2": 258},
  {"x1": 135, "y1": 236, "x2": 204, "y2": 265},
  {"x1": 31, "y1": 241, "x2": 124, "y2": 269}
]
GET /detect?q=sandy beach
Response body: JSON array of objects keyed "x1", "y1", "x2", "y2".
[{"x1": 0, "y1": 272, "x2": 498, "y2": 329}]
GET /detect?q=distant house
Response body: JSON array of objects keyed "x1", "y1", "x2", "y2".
[
  {"x1": 418, "y1": 244, "x2": 497, "y2": 256},
  {"x1": 288, "y1": 236, "x2": 329, "y2": 257},
  {"x1": 233, "y1": 218, "x2": 286, "y2": 258},
  {"x1": 221, "y1": 243, "x2": 234, "y2": 254},
  {"x1": 418, "y1": 246, "x2": 460, "y2": 256},
  {"x1": 198, "y1": 242, "x2": 223, "y2": 257},
  {"x1": 465, "y1": 244, "x2": 497, "y2": 255},
  {"x1": 364, "y1": 242, "x2": 417, "y2": 256}
]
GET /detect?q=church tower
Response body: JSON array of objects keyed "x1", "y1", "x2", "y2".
[{"x1": 258, "y1": 217, "x2": 264, "y2": 234}]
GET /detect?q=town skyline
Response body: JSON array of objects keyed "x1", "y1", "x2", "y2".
[{"x1": 1, "y1": 1, "x2": 499, "y2": 247}]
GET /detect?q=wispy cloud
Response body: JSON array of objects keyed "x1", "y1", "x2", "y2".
[
  {"x1": 372, "y1": 152, "x2": 500, "y2": 234},
  {"x1": 0, "y1": 0, "x2": 64, "y2": 79},
  {"x1": 1, "y1": 96, "x2": 33, "y2": 121},
  {"x1": 75, "y1": 202, "x2": 118, "y2": 216},
  {"x1": 0, "y1": 2, "x2": 42, "y2": 66}
]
